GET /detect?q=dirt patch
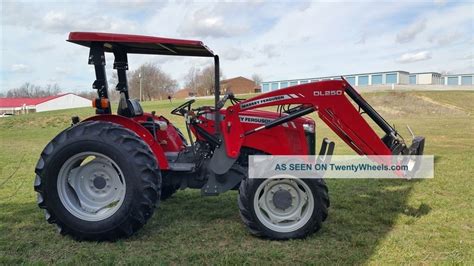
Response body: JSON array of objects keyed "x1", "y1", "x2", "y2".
[
  {"x1": 363, "y1": 92, "x2": 469, "y2": 118},
  {"x1": 373, "y1": 106, "x2": 402, "y2": 116},
  {"x1": 415, "y1": 95, "x2": 467, "y2": 113}
]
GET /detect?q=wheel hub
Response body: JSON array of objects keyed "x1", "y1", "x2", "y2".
[
  {"x1": 253, "y1": 177, "x2": 315, "y2": 233},
  {"x1": 93, "y1": 175, "x2": 107, "y2": 190},
  {"x1": 272, "y1": 189, "x2": 292, "y2": 210},
  {"x1": 57, "y1": 152, "x2": 126, "y2": 221}
]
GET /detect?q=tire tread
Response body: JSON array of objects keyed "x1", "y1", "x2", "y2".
[{"x1": 34, "y1": 121, "x2": 161, "y2": 241}]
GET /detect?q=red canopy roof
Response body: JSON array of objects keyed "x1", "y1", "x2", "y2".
[
  {"x1": 0, "y1": 94, "x2": 67, "y2": 108},
  {"x1": 68, "y1": 32, "x2": 215, "y2": 57}
]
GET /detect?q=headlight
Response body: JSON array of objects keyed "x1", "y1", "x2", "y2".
[{"x1": 303, "y1": 123, "x2": 315, "y2": 133}]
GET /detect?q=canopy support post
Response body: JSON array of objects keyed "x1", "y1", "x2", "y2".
[
  {"x1": 89, "y1": 42, "x2": 111, "y2": 114},
  {"x1": 214, "y1": 55, "x2": 220, "y2": 135}
]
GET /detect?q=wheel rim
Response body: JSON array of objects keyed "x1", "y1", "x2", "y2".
[
  {"x1": 57, "y1": 152, "x2": 126, "y2": 222},
  {"x1": 253, "y1": 176, "x2": 314, "y2": 233}
]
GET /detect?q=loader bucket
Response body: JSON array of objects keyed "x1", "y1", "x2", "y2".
[{"x1": 408, "y1": 136, "x2": 425, "y2": 156}]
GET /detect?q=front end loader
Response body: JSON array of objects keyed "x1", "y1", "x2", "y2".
[{"x1": 34, "y1": 32, "x2": 424, "y2": 241}]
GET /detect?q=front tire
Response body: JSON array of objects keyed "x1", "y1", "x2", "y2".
[
  {"x1": 238, "y1": 176, "x2": 329, "y2": 239},
  {"x1": 34, "y1": 121, "x2": 161, "y2": 241}
]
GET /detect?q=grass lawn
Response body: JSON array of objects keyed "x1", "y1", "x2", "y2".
[{"x1": 0, "y1": 90, "x2": 473, "y2": 264}]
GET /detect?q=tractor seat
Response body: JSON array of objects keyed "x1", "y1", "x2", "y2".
[{"x1": 117, "y1": 98, "x2": 143, "y2": 117}]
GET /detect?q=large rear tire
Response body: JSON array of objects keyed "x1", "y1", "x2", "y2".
[
  {"x1": 238, "y1": 177, "x2": 329, "y2": 240},
  {"x1": 34, "y1": 121, "x2": 161, "y2": 241}
]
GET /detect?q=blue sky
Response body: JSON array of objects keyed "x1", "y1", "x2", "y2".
[{"x1": 1, "y1": 0, "x2": 473, "y2": 93}]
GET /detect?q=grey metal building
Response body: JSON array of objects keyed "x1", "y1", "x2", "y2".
[{"x1": 261, "y1": 71, "x2": 474, "y2": 93}]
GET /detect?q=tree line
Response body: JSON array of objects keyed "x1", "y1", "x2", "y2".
[
  {"x1": 2, "y1": 83, "x2": 61, "y2": 98},
  {"x1": 125, "y1": 63, "x2": 177, "y2": 101},
  {"x1": 1, "y1": 63, "x2": 262, "y2": 100},
  {"x1": 184, "y1": 65, "x2": 221, "y2": 96}
]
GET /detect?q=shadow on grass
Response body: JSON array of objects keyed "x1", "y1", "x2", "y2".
[
  {"x1": 143, "y1": 179, "x2": 427, "y2": 263},
  {"x1": 0, "y1": 179, "x2": 429, "y2": 264}
]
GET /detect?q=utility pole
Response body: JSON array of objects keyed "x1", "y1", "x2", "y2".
[{"x1": 139, "y1": 72, "x2": 142, "y2": 101}]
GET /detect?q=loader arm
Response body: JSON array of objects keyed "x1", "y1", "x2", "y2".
[{"x1": 221, "y1": 79, "x2": 423, "y2": 159}]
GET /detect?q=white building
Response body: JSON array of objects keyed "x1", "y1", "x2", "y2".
[
  {"x1": 443, "y1": 74, "x2": 474, "y2": 86},
  {"x1": 261, "y1": 71, "x2": 410, "y2": 92},
  {"x1": 0, "y1": 93, "x2": 91, "y2": 115},
  {"x1": 409, "y1": 72, "x2": 444, "y2": 85},
  {"x1": 261, "y1": 71, "x2": 474, "y2": 92}
]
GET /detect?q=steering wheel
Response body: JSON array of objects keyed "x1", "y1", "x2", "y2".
[
  {"x1": 216, "y1": 92, "x2": 234, "y2": 110},
  {"x1": 171, "y1": 99, "x2": 195, "y2": 116},
  {"x1": 193, "y1": 105, "x2": 215, "y2": 114}
]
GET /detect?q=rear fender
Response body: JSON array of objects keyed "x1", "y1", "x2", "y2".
[{"x1": 84, "y1": 115, "x2": 169, "y2": 169}]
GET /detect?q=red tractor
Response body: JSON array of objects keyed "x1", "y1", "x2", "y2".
[{"x1": 34, "y1": 32, "x2": 425, "y2": 241}]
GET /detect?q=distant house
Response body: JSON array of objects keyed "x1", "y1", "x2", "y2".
[
  {"x1": 174, "y1": 88, "x2": 197, "y2": 99},
  {"x1": 221, "y1": 76, "x2": 259, "y2": 94},
  {"x1": 173, "y1": 76, "x2": 258, "y2": 99},
  {"x1": 0, "y1": 93, "x2": 91, "y2": 115}
]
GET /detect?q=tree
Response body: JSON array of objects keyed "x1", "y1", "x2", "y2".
[
  {"x1": 128, "y1": 63, "x2": 178, "y2": 101},
  {"x1": 184, "y1": 66, "x2": 200, "y2": 96},
  {"x1": 251, "y1": 74, "x2": 263, "y2": 86},
  {"x1": 198, "y1": 66, "x2": 216, "y2": 96},
  {"x1": 6, "y1": 83, "x2": 61, "y2": 98},
  {"x1": 76, "y1": 91, "x2": 97, "y2": 100},
  {"x1": 101, "y1": 71, "x2": 121, "y2": 102},
  {"x1": 184, "y1": 65, "x2": 223, "y2": 96},
  {"x1": 78, "y1": 65, "x2": 176, "y2": 102}
]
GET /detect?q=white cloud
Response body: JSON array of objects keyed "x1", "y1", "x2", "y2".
[
  {"x1": 433, "y1": 0, "x2": 447, "y2": 6},
  {"x1": 396, "y1": 51, "x2": 432, "y2": 63},
  {"x1": 1, "y1": 1, "x2": 473, "y2": 92},
  {"x1": 1, "y1": 3, "x2": 138, "y2": 35},
  {"x1": 396, "y1": 19, "x2": 427, "y2": 43},
  {"x1": 179, "y1": 8, "x2": 249, "y2": 38},
  {"x1": 42, "y1": 11, "x2": 67, "y2": 32},
  {"x1": 40, "y1": 11, "x2": 138, "y2": 34},
  {"x1": 260, "y1": 44, "x2": 279, "y2": 59},
  {"x1": 55, "y1": 67, "x2": 71, "y2": 75},
  {"x1": 355, "y1": 32, "x2": 367, "y2": 45},
  {"x1": 222, "y1": 47, "x2": 250, "y2": 61},
  {"x1": 429, "y1": 31, "x2": 463, "y2": 45},
  {"x1": 253, "y1": 61, "x2": 267, "y2": 68},
  {"x1": 462, "y1": 54, "x2": 474, "y2": 60},
  {"x1": 11, "y1": 64, "x2": 31, "y2": 73}
]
